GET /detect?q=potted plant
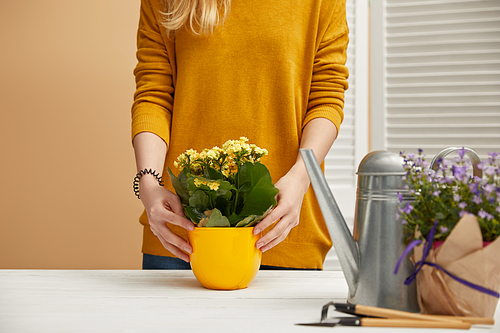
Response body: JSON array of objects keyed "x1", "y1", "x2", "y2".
[
  {"x1": 395, "y1": 147, "x2": 500, "y2": 317},
  {"x1": 168, "y1": 137, "x2": 279, "y2": 290}
]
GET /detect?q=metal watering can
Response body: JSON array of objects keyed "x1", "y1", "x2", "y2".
[
  {"x1": 300, "y1": 147, "x2": 482, "y2": 312},
  {"x1": 300, "y1": 149, "x2": 419, "y2": 312}
]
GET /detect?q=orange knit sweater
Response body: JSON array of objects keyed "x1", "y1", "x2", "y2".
[{"x1": 132, "y1": 0, "x2": 349, "y2": 269}]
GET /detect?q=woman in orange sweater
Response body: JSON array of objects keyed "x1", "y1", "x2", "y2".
[{"x1": 132, "y1": 0, "x2": 349, "y2": 269}]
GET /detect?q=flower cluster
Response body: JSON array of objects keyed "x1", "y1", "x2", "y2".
[
  {"x1": 168, "y1": 138, "x2": 277, "y2": 228},
  {"x1": 174, "y1": 137, "x2": 268, "y2": 179},
  {"x1": 398, "y1": 148, "x2": 500, "y2": 242}
]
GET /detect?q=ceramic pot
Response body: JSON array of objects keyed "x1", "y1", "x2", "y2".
[{"x1": 187, "y1": 227, "x2": 262, "y2": 290}]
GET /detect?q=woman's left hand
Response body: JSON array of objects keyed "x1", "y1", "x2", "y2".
[
  {"x1": 253, "y1": 118, "x2": 338, "y2": 252},
  {"x1": 253, "y1": 163, "x2": 310, "y2": 252}
]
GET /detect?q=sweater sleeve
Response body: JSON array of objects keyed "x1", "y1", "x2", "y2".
[
  {"x1": 303, "y1": 0, "x2": 349, "y2": 134},
  {"x1": 131, "y1": 0, "x2": 174, "y2": 147}
]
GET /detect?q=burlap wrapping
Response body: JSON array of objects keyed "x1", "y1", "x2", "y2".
[{"x1": 412, "y1": 214, "x2": 500, "y2": 317}]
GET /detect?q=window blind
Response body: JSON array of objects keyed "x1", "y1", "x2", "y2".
[{"x1": 383, "y1": 0, "x2": 500, "y2": 160}]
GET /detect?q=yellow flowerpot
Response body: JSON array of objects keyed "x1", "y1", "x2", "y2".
[{"x1": 187, "y1": 227, "x2": 262, "y2": 290}]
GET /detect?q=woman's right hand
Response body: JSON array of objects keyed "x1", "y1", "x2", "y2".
[{"x1": 139, "y1": 175, "x2": 194, "y2": 262}]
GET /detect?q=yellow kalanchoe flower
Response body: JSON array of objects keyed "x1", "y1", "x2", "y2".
[
  {"x1": 208, "y1": 181, "x2": 220, "y2": 191},
  {"x1": 175, "y1": 138, "x2": 268, "y2": 179},
  {"x1": 193, "y1": 178, "x2": 203, "y2": 187},
  {"x1": 193, "y1": 177, "x2": 220, "y2": 191}
]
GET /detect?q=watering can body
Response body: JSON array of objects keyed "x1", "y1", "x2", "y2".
[{"x1": 300, "y1": 149, "x2": 419, "y2": 312}]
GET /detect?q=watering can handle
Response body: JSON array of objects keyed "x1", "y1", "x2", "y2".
[{"x1": 430, "y1": 147, "x2": 482, "y2": 178}]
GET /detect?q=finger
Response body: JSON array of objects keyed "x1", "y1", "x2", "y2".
[
  {"x1": 151, "y1": 223, "x2": 193, "y2": 261},
  {"x1": 259, "y1": 230, "x2": 289, "y2": 253},
  {"x1": 253, "y1": 205, "x2": 284, "y2": 235},
  {"x1": 160, "y1": 239, "x2": 191, "y2": 262},
  {"x1": 256, "y1": 215, "x2": 298, "y2": 251},
  {"x1": 155, "y1": 207, "x2": 195, "y2": 231}
]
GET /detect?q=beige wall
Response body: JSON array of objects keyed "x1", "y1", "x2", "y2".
[{"x1": 0, "y1": 1, "x2": 146, "y2": 268}]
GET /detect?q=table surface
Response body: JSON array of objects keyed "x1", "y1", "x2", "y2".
[{"x1": 0, "y1": 270, "x2": 498, "y2": 332}]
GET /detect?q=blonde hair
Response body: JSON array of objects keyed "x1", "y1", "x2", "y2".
[{"x1": 160, "y1": 0, "x2": 231, "y2": 36}]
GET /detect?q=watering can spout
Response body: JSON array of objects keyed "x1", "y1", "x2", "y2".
[{"x1": 300, "y1": 149, "x2": 360, "y2": 296}]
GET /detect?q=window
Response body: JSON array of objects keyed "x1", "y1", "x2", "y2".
[
  {"x1": 325, "y1": 0, "x2": 500, "y2": 268},
  {"x1": 371, "y1": 0, "x2": 500, "y2": 160}
]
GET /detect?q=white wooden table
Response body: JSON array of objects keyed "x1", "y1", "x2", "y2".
[{"x1": 0, "y1": 270, "x2": 498, "y2": 332}]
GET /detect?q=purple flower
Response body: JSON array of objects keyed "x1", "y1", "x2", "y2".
[
  {"x1": 458, "y1": 147, "x2": 467, "y2": 158},
  {"x1": 489, "y1": 152, "x2": 499, "y2": 159},
  {"x1": 459, "y1": 210, "x2": 468, "y2": 217},
  {"x1": 472, "y1": 195, "x2": 483, "y2": 205},
  {"x1": 453, "y1": 194, "x2": 461, "y2": 202},
  {"x1": 484, "y1": 184, "x2": 495, "y2": 194},
  {"x1": 402, "y1": 202, "x2": 414, "y2": 214},
  {"x1": 469, "y1": 183, "x2": 479, "y2": 194},
  {"x1": 433, "y1": 190, "x2": 441, "y2": 197},
  {"x1": 459, "y1": 202, "x2": 467, "y2": 209},
  {"x1": 439, "y1": 226, "x2": 449, "y2": 233},
  {"x1": 452, "y1": 165, "x2": 467, "y2": 180},
  {"x1": 496, "y1": 206, "x2": 500, "y2": 214},
  {"x1": 418, "y1": 148, "x2": 423, "y2": 155},
  {"x1": 397, "y1": 192, "x2": 404, "y2": 203},
  {"x1": 484, "y1": 166, "x2": 496, "y2": 176},
  {"x1": 478, "y1": 209, "x2": 494, "y2": 220},
  {"x1": 401, "y1": 219, "x2": 408, "y2": 225}
]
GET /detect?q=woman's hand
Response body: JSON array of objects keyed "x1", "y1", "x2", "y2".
[
  {"x1": 253, "y1": 163, "x2": 310, "y2": 252},
  {"x1": 253, "y1": 117, "x2": 338, "y2": 252},
  {"x1": 139, "y1": 175, "x2": 194, "y2": 262}
]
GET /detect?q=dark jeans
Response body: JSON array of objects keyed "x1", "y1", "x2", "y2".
[{"x1": 142, "y1": 253, "x2": 320, "y2": 270}]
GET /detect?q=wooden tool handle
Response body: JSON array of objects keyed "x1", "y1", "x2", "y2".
[
  {"x1": 356, "y1": 304, "x2": 494, "y2": 325},
  {"x1": 423, "y1": 315, "x2": 494, "y2": 326},
  {"x1": 361, "y1": 318, "x2": 471, "y2": 329},
  {"x1": 356, "y1": 304, "x2": 462, "y2": 323}
]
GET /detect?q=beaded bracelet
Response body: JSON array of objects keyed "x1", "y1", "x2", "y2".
[{"x1": 133, "y1": 168, "x2": 164, "y2": 199}]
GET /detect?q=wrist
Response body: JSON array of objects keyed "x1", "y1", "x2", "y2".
[
  {"x1": 288, "y1": 161, "x2": 311, "y2": 192},
  {"x1": 133, "y1": 168, "x2": 164, "y2": 199},
  {"x1": 140, "y1": 173, "x2": 163, "y2": 188}
]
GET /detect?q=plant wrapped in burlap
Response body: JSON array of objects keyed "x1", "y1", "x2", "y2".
[{"x1": 412, "y1": 214, "x2": 500, "y2": 317}]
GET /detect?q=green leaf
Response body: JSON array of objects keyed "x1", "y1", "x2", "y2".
[
  {"x1": 167, "y1": 168, "x2": 190, "y2": 205},
  {"x1": 204, "y1": 166, "x2": 224, "y2": 180},
  {"x1": 235, "y1": 215, "x2": 255, "y2": 227},
  {"x1": 238, "y1": 162, "x2": 272, "y2": 188},
  {"x1": 215, "y1": 196, "x2": 231, "y2": 217},
  {"x1": 206, "y1": 208, "x2": 230, "y2": 227},
  {"x1": 246, "y1": 206, "x2": 273, "y2": 227},
  {"x1": 239, "y1": 177, "x2": 279, "y2": 217},
  {"x1": 189, "y1": 190, "x2": 209, "y2": 208},
  {"x1": 228, "y1": 213, "x2": 242, "y2": 226},
  {"x1": 185, "y1": 205, "x2": 206, "y2": 224},
  {"x1": 237, "y1": 181, "x2": 252, "y2": 199},
  {"x1": 435, "y1": 212, "x2": 445, "y2": 220}
]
